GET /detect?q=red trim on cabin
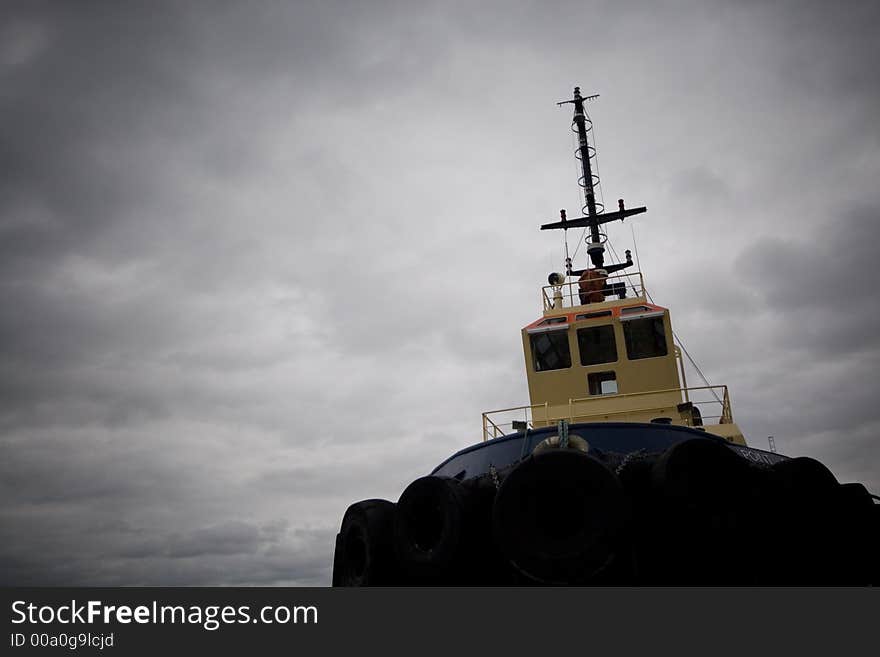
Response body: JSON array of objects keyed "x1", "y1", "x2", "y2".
[{"x1": 522, "y1": 302, "x2": 667, "y2": 331}]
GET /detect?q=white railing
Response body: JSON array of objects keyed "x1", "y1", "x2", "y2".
[
  {"x1": 541, "y1": 271, "x2": 646, "y2": 312},
  {"x1": 481, "y1": 385, "x2": 733, "y2": 441}
]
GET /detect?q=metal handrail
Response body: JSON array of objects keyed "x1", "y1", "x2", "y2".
[
  {"x1": 541, "y1": 271, "x2": 647, "y2": 312},
  {"x1": 481, "y1": 402, "x2": 549, "y2": 441},
  {"x1": 567, "y1": 385, "x2": 730, "y2": 413},
  {"x1": 481, "y1": 385, "x2": 733, "y2": 441}
]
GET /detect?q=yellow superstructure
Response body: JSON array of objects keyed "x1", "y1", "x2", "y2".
[{"x1": 482, "y1": 271, "x2": 746, "y2": 445}]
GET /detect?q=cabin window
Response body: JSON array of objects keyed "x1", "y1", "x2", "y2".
[
  {"x1": 588, "y1": 371, "x2": 618, "y2": 395},
  {"x1": 623, "y1": 316, "x2": 668, "y2": 360},
  {"x1": 577, "y1": 325, "x2": 617, "y2": 366},
  {"x1": 537, "y1": 317, "x2": 568, "y2": 326},
  {"x1": 530, "y1": 330, "x2": 571, "y2": 371}
]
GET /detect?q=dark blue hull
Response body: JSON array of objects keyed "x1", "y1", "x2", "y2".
[{"x1": 432, "y1": 422, "x2": 786, "y2": 479}]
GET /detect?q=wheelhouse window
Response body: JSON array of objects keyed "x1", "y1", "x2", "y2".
[
  {"x1": 530, "y1": 330, "x2": 571, "y2": 372},
  {"x1": 577, "y1": 324, "x2": 617, "y2": 366},
  {"x1": 620, "y1": 305, "x2": 651, "y2": 315},
  {"x1": 588, "y1": 371, "x2": 618, "y2": 395},
  {"x1": 537, "y1": 317, "x2": 568, "y2": 326},
  {"x1": 623, "y1": 316, "x2": 668, "y2": 360}
]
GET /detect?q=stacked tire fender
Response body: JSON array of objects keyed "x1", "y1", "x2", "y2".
[
  {"x1": 617, "y1": 440, "x2": 878, "y2": 584},
  {"x1": 334, "y1": 474, "x2": 504, "y2": 586},
  {"x1": 333, "y1": 438, "x2": 879, "y2": 585}
]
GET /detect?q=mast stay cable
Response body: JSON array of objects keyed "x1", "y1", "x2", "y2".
[{"x1": 605, "y1": 234, "x2": 722, "y2": 404}]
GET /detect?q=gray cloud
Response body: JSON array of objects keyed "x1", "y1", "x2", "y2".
[
  {"x1": 1, "y1": 0, "x2": 878, "y2": 584},
  {"x1": 739, "y1": 205, "x2": 880, "y2": 356}
]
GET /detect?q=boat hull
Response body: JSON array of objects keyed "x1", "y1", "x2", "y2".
[{"x1": 333, "y1": 425, "x2": 878, "y2": 585}]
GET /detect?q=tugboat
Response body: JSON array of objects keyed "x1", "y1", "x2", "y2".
[{"x1": 332, "y1": 88, "x2": 879, "y2": 586}]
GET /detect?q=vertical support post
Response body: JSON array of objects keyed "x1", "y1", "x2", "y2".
[{"x1": 676, "y1": 346, "x2": 690, "y2": 402}]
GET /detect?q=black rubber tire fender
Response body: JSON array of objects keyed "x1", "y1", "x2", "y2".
[
  {"x1": 395, "y1": 476, "x2": 471, "y2": 578},
  {"x1": 651, "y1": 438, "x2": 750, "y2": 502},
  {"x1": 769, "y1": 456, "x2": 838, "y2": 499},
  {"x1": 766, "y1": 458, "x2": 843, "y2": 583},
  {"x1": 331, "y1": 533, "x2": 343, "y2": 587},
  {"x1": 335, "y1": 499, "x2": 397, "y2": 586},
  {"x1": 492, "y1": 449, "x2": 628, "y2": 584}
]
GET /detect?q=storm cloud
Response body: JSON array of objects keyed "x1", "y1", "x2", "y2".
[{"x1": 1, "y1": 0, "x2": 878, "y2": 584}]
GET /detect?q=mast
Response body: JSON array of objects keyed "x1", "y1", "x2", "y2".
[
  {"x1": 542, "y1": 87, "x2": 647, "y2": 273},
  {"x1": 566, "y1": 87, "x2": 601, "y2": 246}
]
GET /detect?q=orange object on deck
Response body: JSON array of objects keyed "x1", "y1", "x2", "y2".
[{"x1": 578, "y1": 269, "x2": 607, "y2": 304}]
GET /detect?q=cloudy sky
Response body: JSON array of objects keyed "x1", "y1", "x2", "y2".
[{"x1": 1, "y1": 0, "x2": 878, "y2": 585}]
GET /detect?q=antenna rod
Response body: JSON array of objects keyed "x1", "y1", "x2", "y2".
[
  {"x1": 571, "y1": 87, "x2": 599, "y2": 224},
  {"x1": 558, "y1": 86, "x2": 603, "y2": 266}
]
